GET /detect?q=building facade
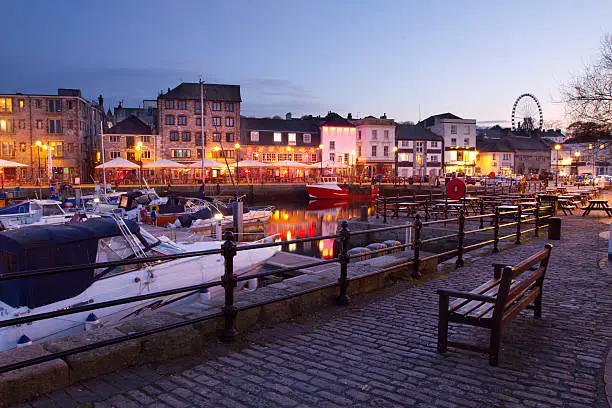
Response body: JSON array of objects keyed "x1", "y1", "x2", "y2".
[
  {"x1": 553, "y1": 141, "x2": 612, "y2": 177},
  {"x1": 476, "y1": 138, "x2": 515, "y2": 176},
  {"x1": 109, "y1": 100, "x2": 158, "y2": 130},
  {"x1": 353, "y1": 116, "x2": 396, "y2": 177},
  {"x1": 319, "y1": 112, "x2": 357, "y2": 167},
  {"x1": 239, "y1": 115, "x2": 321, "y2": 164},
  {"x1": 157, "y1": 83, "x2": 241, "y2": 164},
  {"x1": 0, "y1": 89, "x2": 103, "y2": 182},
  {"x1": 102, "y1": 115, "x2": 158, "y2": 166},
  {"x1": 420, "y1": 113, "x2": 477, "y2": 175},
  {"x1": 395, "y1": 124, "x2": 444, "y2": 178}
]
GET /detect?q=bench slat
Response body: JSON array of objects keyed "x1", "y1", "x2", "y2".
[{"x1": 449, "y1": 279, "x2": 501, "y2": 311}]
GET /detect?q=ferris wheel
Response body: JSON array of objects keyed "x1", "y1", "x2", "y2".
[{"x1": 511, "y1": 93, "x2": 543, "y2": 131}]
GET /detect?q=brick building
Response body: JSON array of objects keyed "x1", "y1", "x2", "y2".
[
  {"x1": 157, "y1": 83, "x2": 241, "y2": 164},
  {"x1": 103, "y1": 115, "x2": 157, "y2": 165},
  {"x1": 0, "y1": 89, "x2": 103, "y2": 182}
]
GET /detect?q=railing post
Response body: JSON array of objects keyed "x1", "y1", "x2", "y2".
[
  {"x1": 220, "y1": 231, "x2": 238, "y2": 343},
  {"x1": 534, "y1": 202, "x2": 540, "y2": 237},
  {"x1": 412, "y1": 214, "x2": 422, "y2": 279},
  {"x1": 515, "y1": 204, "x2": 522, "y2": 245},
  {"x1": 375, "y1": 196, "x2": 379, "y2": 219},
  {"x1": 424, "y1": 199, "x2": 430, "y2": 222},
  {"x1": 337, "y1": 220, "x2": 350, "y2": 305},
  {"x1": 493, "y1": 207, "x2": 500, "y2": 253},
  {"x1": 383, "y1": 197, "x2": 387, "y2": 224},
  {"x1": 394, "y1": 192, "x2": 399, "y2": 217},
  {"x1": 456, "y1": 209, "x2": 465, "y2": 268},
  {"x1": 479, "y1": 199, "x2": 484, "y2": 229}
]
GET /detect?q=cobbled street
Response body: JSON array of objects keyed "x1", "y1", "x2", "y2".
[{"x1": 15, "y1": 212, "x2": 612, "y2": 408}]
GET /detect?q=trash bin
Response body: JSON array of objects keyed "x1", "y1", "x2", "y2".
[
  {"x1": 548, "y1": 217, "x2": 561, "y2": 240},
  {"x1": 360, "y1": 205, "x2": 368, "y2": 221}
]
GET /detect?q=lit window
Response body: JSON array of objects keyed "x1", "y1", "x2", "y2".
[
  {"x1": 273, "y1": 132, "x2": 282, "y2": 142},
  {"x1": 110, "y1": 151, "x2": 121, "y2": 159},
  {"x1": 18, "y1": 99, "x2": 24, "y2": 109},
  {"x1": 250, "y1": 131, "x2": 259, "y2": 142},
  {"x1": 288, "y1": 133, "x2": 296, "y2": 145},
  {"x1": 141, "y1": 151, "x2": 151, "y2": 159},
  {"x1": 0, "y1": 98, "x2": 13, "y2": 113},
  {"x1": 171, "y1": 149, "x2": 191, "y2": 158},
  {"x1": 213, "y1": 133, "x2": 221, "y2": 142}
]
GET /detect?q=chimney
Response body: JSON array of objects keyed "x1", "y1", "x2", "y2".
[
  {"x1": 380, "y1": 113, "x2": 387, "y2": 119},
  {"x1": 98, "y1": 95, "x2": 104, "y2": 109},
  {"x1": 286, "y1": 112, "x2": 292, "y2": 120},
  {"x1": 347, "y1": 113, "x2": 352, "y2": 120}
]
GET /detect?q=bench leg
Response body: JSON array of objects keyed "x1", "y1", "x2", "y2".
[
  {"x1": 489, "y1": 324, "x2": 501, "y2": 366},
  {"x1": 534, "y1": 283, "x2": 544, "y2": 319},
  {"x1": 437, "y1": 295, "x2": 449, "y2": 353}
]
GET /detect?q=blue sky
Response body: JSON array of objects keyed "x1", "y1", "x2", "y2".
[{"x1": 1, "y1": 0, "x2": 611, "y2": 128}]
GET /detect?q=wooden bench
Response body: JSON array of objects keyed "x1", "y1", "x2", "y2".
[{"x1": 437, "y1": 244, "x2": 553, "y2": 365}]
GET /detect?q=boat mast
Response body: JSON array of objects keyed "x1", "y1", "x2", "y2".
[
  {"x1": 100, "y1": 121, "x2": 107, "y2": 195},
  {"x1": 200, "y1": 79, "x2": 206, "y2": 193}
]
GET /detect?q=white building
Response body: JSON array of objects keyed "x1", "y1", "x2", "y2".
[
  {"x1": 319, "y1": 112, "x2": 357, "y2": 167},
  {"x1": 353, "y1": 115, "x2": 396, "y2": 177},
  {"x1": 553, "y1": 140, "x2": 612, "y2": 177},
  {"x1": 395, "y1": 124, "x2": 444, "y2": 178},
  {"x1": 420, "y1": 113, "x2": 477, "y2": 175}
]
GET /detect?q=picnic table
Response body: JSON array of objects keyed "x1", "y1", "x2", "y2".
[{"x1": 582, "y1": 199, "x2": 612, "y2": 217}]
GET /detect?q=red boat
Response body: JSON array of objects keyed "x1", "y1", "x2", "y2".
[{"x1": 306, "y1": 177, "x2": 349, "y2": 199}]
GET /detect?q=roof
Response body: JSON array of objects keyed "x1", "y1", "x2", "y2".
[
  {"x1": 476, "y1": 139, "x2": 514, "y2": 153},
  {"x1": 504, "y1": 136, "x2": 551, "y2": 151},
  {"x1": 106, "y1": 115, "x2": 153, "y2": 135},
  {"x1": 321, "y1": 112, "x2": 356, "y2": 128},
  {"x1": 396, "y1": 124, "x2": 443, "y2": 141},
  {"x1": 159, "y1": 83, "x2": 241, "y2": 102},
  {"x1": 241, "y1": 117, "x2": 320, "y2": 133}
]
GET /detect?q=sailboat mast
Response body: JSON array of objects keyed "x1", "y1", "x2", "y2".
[
  {"x1": 200, "y1": 79, "x2": 206, "y2": 191},
  {"x1": 100, "y1": 121, "x2": 107, "y2": 194}
]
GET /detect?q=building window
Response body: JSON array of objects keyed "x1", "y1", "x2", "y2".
[
  {"x1": 67, "y1": 101, "x2": 73, "y2": 109},
  {"x1": 357, "y1": 146, "x2": 362, "y2": 157},
  {"x1": 109, "y1": 135, "x2": 120, "y2": 143},
  {"x1": 195, "y1": 101, "x2": 202, "y2": 113},
  {"x1": 225, "y1": 117, "x2": 234, "y2": 127},
  {"x1": 263, "y1": 153, "x2": 276, "y2": 162},
  {"x1": 311, "y1": 153, "x2": 317, "y2": 162},
  {"x1": 126, "y1": 136, "x2": 135, "y2": 148},
  {"x1": 250, "y1": 131, "x2": 259, "y2": 142},
  {"x1": 67, "y1": 143, "x2": 74, "y2": 153},
  {"x1": 503, "y1": 153, "x2": 511, "y2": 161},
  {"x1": 48, "y1": 99, "x2": 61, "y2": 112},
  {"x1": 0, "y1": 142, "x2": 14, "y2": 157},
  {"x1": 48, "y1": 120, "x2": 62, "y2": 134},
  {"x1": 416, "y1": 142, "x2": 424, "y2": 153},
  {"x1": 429, "y1": 155, "x2": 439, "y2": 163},
  {"x1": 171, "y1": 149, "x2": 191, "y2": 158},
  {"x1": 384, "y1": 130, "x2": 389, "y2": 139},
  {"x1": 141, "y1": 151, "x2": 151, "y2": 159},
  {"x1": 212, "y1": 102, "x2": 221, "y2": 111},
  {"x1": 165, "y1": 100, "x2": 174, "y2": 109},
  {"x1": 35, "y1": 99, "x2": 41, "y2": 109},
  {"x1": 464, "y1": 138, "x2": 469, "y2": 146},
  {"x1": 178, "y1": 116, "x2": 187, "y2": 125},
  {"x1": 212, "y1": 149, "x2": 234, "y2": 159},
  {"x1": 35, "y1": 120, "x2": 43, "y2": 129},
  {"x1": 451, "y1": 138, "x2": 457, "y2": 146},
  {"x1": 371, "y1": 130, "x2": 377, "y2": 140},
  {"x1": 329, "y1": 153, "x2": 335, "y2": 162},
  {"x1": 225, "y1": 103, "x2": 234, "y2": 112},
  {"x1": 19, "y1": 142, "x2": 26, "y2": 152},
  {"x1": 18, "y1": 120, "x2": 25, "y2": 129},
  {"x1": 213, "y1": 133, "x2": 221, "y2": 142},
  {"x1": 329, "y1": 141, "x2": 335, "y2": 150},
  {"x1": 288, "y1": 133, "x2": 296, "y2": 145},
  {"x1": 273, "y1": 132, "x2": 282, "y2": 142},
  {"x1": 464, "y1": 126, "x2": 470, "y2": 135},
  {"x1": 165, "y1": 115, "x2": 175, "y2": 125},
  {"x1": 371, "y1": 146, "x2": 377, "y2": 157},
  {"x1": 142, "y1": 136, "x2": 151, "y2": 143},
  {"x1": 357, "y1": 131, "x2": 361, "y2": 140},
  {"x1": 49, "y1": 141, "x2": 63, "y2": 158},
  {"x1": 303, "y1": 133, "x2": 311, "y2": 143},
  {"x1": 457, "y1": 151, "x2": 465, "y2": 161},
  {"x1": 212, "y1": 117, "x2": 221, "y2": 127},
  {"x1": 0, "y1": 98, "x2": 12, "y2": 113},
  {"x1": 383, "y1": 145, "x2": 389, "y2": 157},
  {"x1": 430, "y1": 141, "x2": 438, "y2": 148},
  {"x1": 195, "y1": 132, "x2": 203, "y2": 146},
  {"x1": 110, "y1": 151, "x2": 121, "y2": 159},
  {"x1": 196, "y1": 117, "x2": 202, "y2": 126},
  {"x1": 170, "y1": 131, "x2": 179, "y2": 141},
  {"x1": 177, "y1": 101, "x2": 186, "y2": 110},
  {"x1": 126, "y1": 152, "x2": 136, "y2": 161},
  {"x1": 451, "y1": 125, "x2": 457, "y2": 134},
  {"x1": 225, "y1": 133, "x2": 234, "y2": 142},
  {"x1": 492, "y1": 153, "x2": 497, "y2": 160},
  {"x1": 399, "y1": 140, "x2": 411, "y2": 148},
  {"x1": 182, "y1": 132, "x2": 191, "y2": 142}
]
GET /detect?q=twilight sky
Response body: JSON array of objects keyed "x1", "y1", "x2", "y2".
[{"x1": 1, "y1": 0, "x2": 611, "y2": 128}]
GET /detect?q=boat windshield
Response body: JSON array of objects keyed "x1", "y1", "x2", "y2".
[{"x1": 138, "y1": 228, "x2": 183, "y2": 256}]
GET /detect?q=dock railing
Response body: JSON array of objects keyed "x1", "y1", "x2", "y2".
[{"x1": 0, "y1": 203, "x2": 553, "y2": 374}]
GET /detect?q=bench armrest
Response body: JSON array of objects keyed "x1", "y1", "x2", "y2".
[{"x1": 437, "y1": 289, "x2": 496, "y2": 303}]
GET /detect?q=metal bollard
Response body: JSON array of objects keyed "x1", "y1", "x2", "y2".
[
  {"x1": 337, "y1": 221, "x2": 350, "y2": 305},
  {"x1": 456, "y1": 209, "x2": 465, "y2": 268},
  {"x1": 412, "y1": 214, "x2": 422, "y2": 279},
  {"x1": 548, "y1": 217, "x2": 561, "y2": 240}
]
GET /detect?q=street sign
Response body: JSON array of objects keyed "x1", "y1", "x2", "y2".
[{"x1": 446, "y1": 178, "x2": 466, "y2": 200}]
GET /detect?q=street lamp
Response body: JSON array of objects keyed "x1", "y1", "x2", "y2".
[
  {"x1": 393, "y1": 145, "x2": 398, "y2": 185},
  {"x1": 135, "y1": 141, "x2": 143, "y2": 189},
  {"x1": 318, "y1": 144, "x2": 324, "y2": 175},
  {"x1": 350, "y1": 150, "x2": 355, "y2": 183},
  {"x1": 34, "y1": 140, "x2": 42, "y2": 179},
  {"x1": 554, "y1": 144, "x2": 561, "y2": 187},
  {"x1": 235, "y1": 143, "x2": 241, "y2": 184}
]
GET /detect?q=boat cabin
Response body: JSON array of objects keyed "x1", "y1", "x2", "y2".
[
  {"x1": 0, "y1": 200, "x2": 65, "y2": 217},
  {"x1": 318, "y1": 177, "x2": 340, "y2": 184}
]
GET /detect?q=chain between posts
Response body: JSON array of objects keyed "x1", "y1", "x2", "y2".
[
  {"x1": 493, "y1": 207, "x2": 500, "y2": 253},
  {"x1": 220, "y1": 231, "x2": 238, "y2": 343},
  {"x1": 412, "y1": 214, "x2": 422, "y2": 279},
  {"x1": 456, "y1": 209, "x2": 465, "y2": 268},
  {"x1": 337, "y1": 220, "x2": 350, "y2": 305},
  {"x1": 515, "y1": 204, "x2": 522, "y2": 245}
]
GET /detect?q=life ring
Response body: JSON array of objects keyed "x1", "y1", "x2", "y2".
[{"x1": 150, "y1": 204, "x2": 160, "y2": 213}]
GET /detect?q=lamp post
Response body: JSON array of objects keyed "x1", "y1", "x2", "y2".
[
  {"x1": 350, "y1": 150, "x2": 355, "y2": 183},
  {"x1": 393, "y1": 145, "x2": 398, "y2": 185},
  {"x1": 574, "y1": 151, "x2": 580, "y2": 180},
  {"x1": 554, "y1": 144, "x2": 561, "y2": 187},
  {"x1": 34, "y1": 140, "x2": 42, "y2": 179},
  {"x1": 235, "y1": 143, "x2": 240, "y2": 184},
  {"x1": 318, "y1": 144, "x2": 324, "y2": 175},
  {"x1": 135, "y1": 141, "x2": 143, "y2": 189}
]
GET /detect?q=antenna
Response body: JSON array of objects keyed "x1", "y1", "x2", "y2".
[{"x1": 418, "y1": 104, "x2": 421, "y2": 122}]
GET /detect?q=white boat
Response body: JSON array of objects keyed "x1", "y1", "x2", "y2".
[
  {"x1": 0, "y1": 217, "x2": 279, "y2": 350},
  {"x1": 0, "y1": 200, "x2": 95, "y2": 230}
]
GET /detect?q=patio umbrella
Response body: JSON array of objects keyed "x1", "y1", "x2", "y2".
[
  {"x1": 0, "y1": 159, "x2": 27, "y2": 191},
  {"x1": 310, "y1": 161, "x2": 349, "y2": 169},
  {"x1": 143, "y1": 159, "x2": 186, "y2": 169},
  {"x1": 272, "y1": 160, "x2": 309, "y2": 168},
  {"x1": 95, "y1": 157, "x2": 139, "y2": 169},
  {"x1": 188, "y1": 159, "x2": 226, "y2": 168},
  {"x1": 228, "y1": 160, "x2": 269, "y2": 168}
]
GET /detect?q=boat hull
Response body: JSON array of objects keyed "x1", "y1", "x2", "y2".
[{"x1": 306, "y1": 185, "x2": 349, "y2": 199}]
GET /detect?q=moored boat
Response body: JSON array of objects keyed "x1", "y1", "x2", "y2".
[{"x1": 306, "y1": 177, "x2": 349, "y2": 199}]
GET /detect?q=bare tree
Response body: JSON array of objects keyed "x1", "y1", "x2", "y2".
[{"x1": 563, "y1": 34, "x2": 612, "y2": 128}]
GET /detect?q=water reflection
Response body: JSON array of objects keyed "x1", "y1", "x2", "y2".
[{"x1": 263, "y1": 199, "x2": 373, "y2": 259}]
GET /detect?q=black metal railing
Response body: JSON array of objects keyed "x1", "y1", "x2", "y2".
[{"x1": 0, "y1": 203, "x2": 554, "y2": 374}]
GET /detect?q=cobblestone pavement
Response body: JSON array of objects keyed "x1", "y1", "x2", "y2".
[{"x1": 15, "y1": 213, "x2": 612, "y2": 408}]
